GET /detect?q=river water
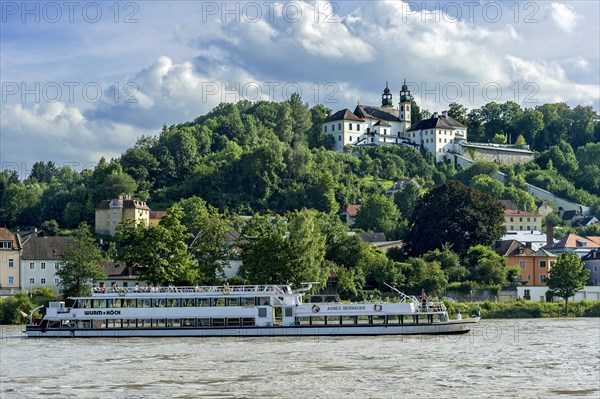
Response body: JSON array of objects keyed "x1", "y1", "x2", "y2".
[{"x1": 1, "y1": 318, "x2": 599, "y2": 399}]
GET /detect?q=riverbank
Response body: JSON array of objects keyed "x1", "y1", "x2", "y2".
[{"x1": 443, "y1": 299, "x2": 600, "y2": 318}]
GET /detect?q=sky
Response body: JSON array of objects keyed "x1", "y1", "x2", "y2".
[{"x1": 1, "y1": 0, "x2": 599, "y2": 176}]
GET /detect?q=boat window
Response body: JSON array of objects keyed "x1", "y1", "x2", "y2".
[
  {"x1": 284, "y1": 307, "x2": 293, "y2": 317},
  {"x1": 296, "y1": 317, "x2": 310, "y2": 326},
  {"x1": 357, "y1": 315, "x2": 369, "y2": 325},
  {"x1": 242, "y1": 318, "x2": 255, "y2": 326},
  {"x1": 182, "y1": 318, "x2": 195, "y2": 327},
  {"x1": 226, "y1": 297, "x2": 239, "y2": 306},
  {"x1": 241, "y1": 297, "x2": 255, "y2": 307},
  {"x1": 388, "y1": 315, "x2": 403, "y2": 325},
  {"x1": 108, "y1": 299, "x2": 121, "y2": 308},
  {"x1": 342, "y1": 316, "x2": 357, "y2": 325},
  {"x1": 77, "y1": 320, "x2": 92, "y2": 329},
  {"x1": 373, "y1": 316, "x2": 386, "y2": 324},
  {"x1": 138, "y1": 299, "x2": 151, "y2": 308},
  {"x1": 211, "y1": 318, "x2": 225, "y2": 327},
  {"x1": 258, "y1": 308, "x2": 267, "y2": 317},
  {"x1": 123, "y1": 319, "x2": 135, "y2": 328},
  {"x1": 258, "y1": 297, "x2": 270, "y2": 305},
  {"x1": 154, "y1": 298, "x2": 166, "y2": 307},
  {"x1": 311, "y1": 316, "x2": 325, "y2": 325},
  {"x1": 197, "y1": 318, "x2": 210, "y2": 326},
  {"x1": 182, "y1": 298, "x2": 195, "y2": 307},
  {"x1": 106, "y1": 319, "x2": 120, "y2": 328},
  {"x1": 196, "y1": 298, "x2": 210, "y2": 307},
  {"x1": 93, "y1": 299, "x2": 106, "y2": 308},
  {"x1": 138, "y1": 319, "x2": 151, "y2": 327},
  {"x1": 124, "y1": 299, "x2": 137, "y2": 307},
  {"x1": 80, "y1": 299, "x2": 92, "y2": 308},
  {"x1": 167, "y1": 298, "x2": 180, "y2": 307},
  {"x1": 211, "y1": 297, "x2": 225, "y2": 307},
  {"x1": 167, "y1": 319, "x2": 180, "y2": 328},
  {"x1": 47, "y1": 321, "x2": 61, "y2": 328},
  {"x1": 153, "y1": 319, "x2": 166, "y2": 328},
  {"x1": 226, "y1": 318, "x2": 241, "y2": 327}
]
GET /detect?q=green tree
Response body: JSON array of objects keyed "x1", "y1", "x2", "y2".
[
  {"x1": 40, "y1": 219, "x2": 60, "y2": 236},
  {"x1": 393, "y1": 182, "x2": 421, "y2": 219},
  {"x1": 240, "y1": 210, "x2": 328, "y2": 287},
  {"x1": 57, "y1": 222, "x2": 106, "y2": 299},
  {"x1": 405, "y1": 181, "x2": 505, "y2": 257},
  {"x1": 116, "y1": 205, "x2": 197, "y2": 285},
  {"x1": 546, "y1": 252, "x2": 590, "y2": 315},
  {"x1": 515, "y1": 135, "x2": 526, "y2": 145},
  {"x1": 447, "y1": 102, "x2": 468, "y2": 125},
  {"x1": 353, "y1": 194, "x2": 400, "y2": 238},
  {"x1": 492, "y1": 133, "x2": 507, "y2": 144},
  {"x1": 464, "y1": 245, "x2": 507, "y2": 285}
]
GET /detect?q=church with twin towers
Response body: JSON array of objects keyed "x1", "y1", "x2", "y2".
[{"x1": 322, "y1": 81, "x2": 468, "y2": 162}]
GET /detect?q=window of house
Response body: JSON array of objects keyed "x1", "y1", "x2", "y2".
[
  {"x1": 527, "y1": 217, "x2": 530, "y2": 222},
  {"x1": 357, "y1": 125, "x2": 361, "y2": 131},
  {"x1": 331, "y1": 124, "x2": 335, "y2": 131},
  {"x1": 540, "y1": 275, "x2": 546, "y2": 283},
  {"x1": 41, "y1": 278, "x2": 46, "y2": 284},
  {"x1": 349, "y1": 136, "x2": 352, "y2": 141},
  {"x1": 29, "y1": 278, "x2": 34, "y2": 284},
  {"x1": 349, "y1": 123, "x2": 352, "y2": 130},
  {"x1": 30, "y1": 262, "x2": 34, "y2": 270},
  {"x1": 55, "y1": 278, "x2": 60, "y2": 285},
  {"x1": 527, "y1": 226, "x2": 531, "y2": 230},
  {"x1": 338, "y1": 135, "x2": 341, "y2": 141},
  {"x1": 371, "y1": 138, "x2": 374, "y2": 143},
  {"x1": 8, "y1": 276, "x2": 14, "y2": 285},
  {"x1": 338, "y1": 123, "x2": 341, "y2": 130},
  {"x1": 539, "y1": 260, "x2": 546, "y2": 268},
  {"x1": 594, "y1": 266, "x2": 597, "y2": 272},
  {"x1": 113, "y1": 210, "x2": 117, "y2": 214},
  {"x1": 519, "y1": 226, "x2": 524, "y2": 231},
  {"x1": 324, "y1": 126, "x2": 327, "y2": 133},
  {"x1": 8, "y1": 259, "x2": 14, "y2": 268},
  {"x1": 519, "y1": 260, "x2": 525, "y2": 268},
  {"x1": 510, "y1": 225, "x2": 514, "y2": 230},
  {"x1": 527, "y1": 274, "x2": 531, "y2": 280},
  {"x1": 519, "y1": 217, "x2": 523, "y2": 222},
  {"x1": 55, "y1": 263, "x2": 59, "y2": 270},
  {"x1": 439, "y1": 138, "x2": 441, "y2": 142},
  {"x1": 524, "y1": 289, "x2": 530, "y2": 297},
  {"x1": 510, "y1": 217, "x2": 514, "y2": 222},
  {"x1": 534, "y1": 218, "x2": 537, "y2": 222},
  {"x1": 384, "y1": 129, "x2": 387, "y2": 135},
  {"x1": 1, "y1": 241, "x2": 13, "y2": 249},
  {"x1": 444, "y1": 139, "x2": 447, "y2": 143},
  {"x1": 41, "y1": 262, "x2": 46, "y2": 270}
]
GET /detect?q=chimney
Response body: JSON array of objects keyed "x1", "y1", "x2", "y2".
[
  {"x1": 442, "y1": 110, "x2": 448, "y2": 117},
  {"x1": 546, "y1": 221, "x2": 554, "y2": 247},
  {"x1": 525, "y1": 241, "x2": 532, "y2": 249},
  {"x1": 432, "y1": 112, "x2": 438, "y2": 118}
]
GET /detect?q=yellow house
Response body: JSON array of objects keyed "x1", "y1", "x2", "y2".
[
  {"x1": 0, "y1": 227, "x2": 21, "y2": 291},
  {"x1": 504, "y1": 210, "x2": 542, "y2": 232},
  {"x1": 95, "y1": 196, "x2": 151, "y2": 236}
]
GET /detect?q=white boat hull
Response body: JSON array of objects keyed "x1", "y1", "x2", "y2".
[{"x1": 26, "y1": 318, "x2": 479, "y2": 338}]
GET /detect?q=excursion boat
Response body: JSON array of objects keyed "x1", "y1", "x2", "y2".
[{"x1": 25, "y1": 283, "x2": 479, "y2": 338}]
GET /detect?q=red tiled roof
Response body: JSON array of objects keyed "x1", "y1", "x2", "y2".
[
  {"x1": 545, "y1": 234, "x2": 600, "y2": 249},
  {"x1": 0, "y1": 228, "x2": 19, "y2": 250},
  {"x1": 342, "y1": 204, "x2": 361, "y2": 217}
]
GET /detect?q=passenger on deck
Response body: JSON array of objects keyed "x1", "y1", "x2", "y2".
[{"x1": 134, "y1": 283, "x2": 140, "y2": 292}]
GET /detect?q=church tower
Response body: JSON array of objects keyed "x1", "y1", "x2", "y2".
[
  {"x1": 381, "y1": 82, "x2": 393, "y2": 108},
  {"x1": 399, "y1": 79, "x2": 413, "y2": 133}
]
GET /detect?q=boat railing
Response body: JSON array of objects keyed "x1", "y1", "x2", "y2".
[
  {"x1": 91, "y1": 284, "x2": 291, "y2": 296},
  {"x1": 416, "y1": 301, "x2": 447, "y2": 313}
]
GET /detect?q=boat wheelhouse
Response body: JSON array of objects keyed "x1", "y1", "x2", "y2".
[{"x1": 25, "y1": 283, "x2": 479, "y2": 337}]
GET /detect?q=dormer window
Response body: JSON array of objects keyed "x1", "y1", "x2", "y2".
[{"x1": 0, "y1": 241, "x2": 12, "y2": 249}]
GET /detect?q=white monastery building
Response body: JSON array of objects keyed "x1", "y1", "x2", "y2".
[{"x1": 322, "y1": 81, "x2": 468, "y2": 162}]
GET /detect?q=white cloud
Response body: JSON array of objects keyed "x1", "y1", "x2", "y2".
[
  {"x1": 549, "y1": 3, "x2": 581, "y2": 33},
  {"x1": 0, "y1": 102, "x2": 141, "y2": 171}
]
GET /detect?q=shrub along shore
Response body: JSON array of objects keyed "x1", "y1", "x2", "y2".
[{"x1": 443, "y1": 299, "x2": 600, "y2": 318}]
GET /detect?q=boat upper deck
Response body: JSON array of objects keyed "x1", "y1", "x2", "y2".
[{"x1": 88, "y1": 284, "x2": 294, "y2": 298}]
